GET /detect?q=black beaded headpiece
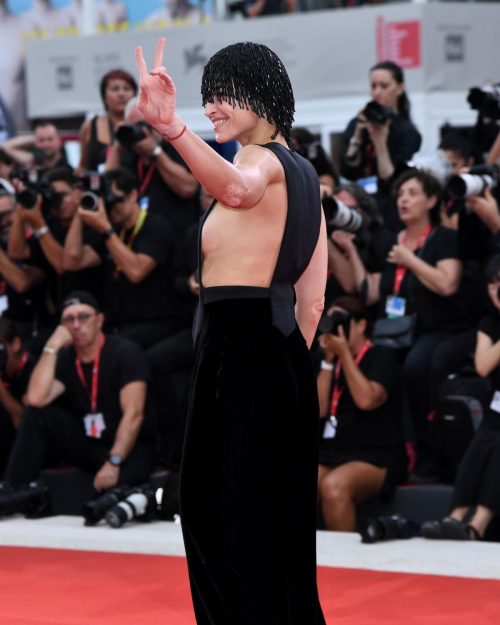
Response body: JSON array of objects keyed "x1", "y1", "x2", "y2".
[{"x1": 201, "y1": 42, "x2": 295, "y2": 147}]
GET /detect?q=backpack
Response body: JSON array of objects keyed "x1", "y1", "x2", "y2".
[{"x1": 433, "y1": 374, "x2": 492, "y2": 482}]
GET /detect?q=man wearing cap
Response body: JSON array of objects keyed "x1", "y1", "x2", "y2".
[{"x1": 2, "y1": 290, "x2": 156, "y2": 491}]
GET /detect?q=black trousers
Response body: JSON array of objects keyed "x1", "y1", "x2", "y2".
[
  {"x1": 451, "y1": 428, "x2": 500, "y2": 516},
  {"x1": 4, "y1": 405, "x2": 155, "y2": 489},
  {"x1": 180, "y1": 298, "x2": 326, "y2": 625}
]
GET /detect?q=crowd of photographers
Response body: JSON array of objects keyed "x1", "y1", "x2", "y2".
[{"x1": 0, "y1": 62, "x2": 500, "y2": 540}]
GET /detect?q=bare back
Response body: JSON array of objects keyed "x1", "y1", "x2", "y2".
[{"x1": 201, "y1": 149, "x2": 287, "y2": 288}]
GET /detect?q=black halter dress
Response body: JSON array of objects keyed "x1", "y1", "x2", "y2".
[{"x1": 180, "y1": 143, "x2": 326, "y2": 625}]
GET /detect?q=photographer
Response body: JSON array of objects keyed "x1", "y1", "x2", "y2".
[
  {"x1": 291, "y1": 128, "x2": 338, "y2": 193},
  {"x1": 1, "y1": 122, "x2": 70, "y2": 171},
  {"x1": 317, "y1": 296, "x2": 407, "y2": 532},
  {"x1": 77, "y1": 69, "x2": 137, "y2": 173},
  {"x1": 105, "y1": 97, "x2": 199, "y2": 235},
  {"x1": 341, "y1": 170, "x2": 466, "y2": 467},
  {"x1": 0, "y1": 318, "x2": 36, "y2": 477},
  {"x1": 63, "y1": 167, "x2": 183, "y2": 349},
  {"x1": 0, "y1": 149, "x2": 15, "y2": 182},
  {"x1": 423, "y1": 256, "x2": 500, "y2": 540},
  {"x1": 0, "y1": 187, "x2": 49, "y2": 342},
  {"x1": 7, "y1": 167, "x2": 104, "y2": 307},
  {"x1": 325, "y1": 182, "x2": 386, "y2": 301},
  {"x1": 2, "y1": 291, "x2": 156, "y2": 491},
  {"x1": 341, "y1": 61, "x2": 421, "y2": 231}
]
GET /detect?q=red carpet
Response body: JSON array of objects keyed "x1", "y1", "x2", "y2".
[{"x1": 0, "y1": 546, "x2": 499, "y2": 625}]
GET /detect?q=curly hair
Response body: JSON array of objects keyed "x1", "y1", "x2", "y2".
[{"x1": 201, "y1": 42, "x2": 295, "y2": 147}]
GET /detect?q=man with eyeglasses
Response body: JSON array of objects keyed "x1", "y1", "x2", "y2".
[
  {"x1": 8, "y1": 167, "x2": 104, "y2": 312},
  {"x1": 2, "y1": 291, "x2": 156, "y2": 493}
]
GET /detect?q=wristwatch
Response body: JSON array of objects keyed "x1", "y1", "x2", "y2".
[
  {"x1": 150, "y1": 145, "x2": 162, "y2": 160},
  {"x1": 101, "y1": 227, "x2": 115, "y2": 241},
  {"x1": 34, "y1": 225, "x2": 49, "y2": 239},
  {"x1": 108, "y1": 454, "x2": 123, "y2": 467}
]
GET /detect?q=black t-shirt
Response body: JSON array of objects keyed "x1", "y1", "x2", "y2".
[
  {"x1": 477, "y1": 313, "x2": 500, "y2": 431},
  {"x1": 2, "y1": 353, "x2": 36, "y2": 403},
  {"x1": 377, "y1": 226, "x2": 467, "y2": 333},
  {"x1": 120, "y1": 141, "x2": 200, "y2": 236},
  {"x1": 92, "y1": 212, "x2": 181, "y2": 325},
  {"x1": 54, "y1": 335, "x2": 156, "y2": 443},
  {"x1": 28, "y1": 220, "x2": 104, "y2": 306},
  {"x1": 319, "y1": 345, "x2": 404, "y2": 455},
  {"x1": 340, "y1": 114, "x2": 422, "y2": 182}
]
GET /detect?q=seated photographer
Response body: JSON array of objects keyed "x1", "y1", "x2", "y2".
[
  {"x1": 341, "y1": 61, "x2": 421, "y2": 232},
  {"x1": 7, "y1": 167, "x2": 104, "y2": 307},
  {"x1": 77, "y1": 69, "x2": 137, "y2": 173},
  {"x1": 422, "y1": 262, "x2": 500, "y2": 540},
  {"x1": 325, "y1": 182, "x2": 387, "y2": 300},
  {"x1": 2, "y1": 291, "x2": 156, "y2": 492},
  {"x1": 105, "y1": 97, "x2": 199, "y2": 235},
  {"x1": 341, "y1": 169, "x2": 466, "y2": 466},
  {"x1": 0, "y1": 149, "x2": 16, "y2": 182},
  {"x1": 0, "y1": 318, "x2": 37, "y2": 477},
  {"x1": 63, "y1": 167, "x2": 183, "y2": 349},
  {"x1": 317, "y1": 296, "x2": 407, "y2": 533},
  {"x1": 1, "y1": 122, "x2": 70, "y2": 171}
]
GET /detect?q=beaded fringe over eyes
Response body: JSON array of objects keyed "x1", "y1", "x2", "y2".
[{"x1": 201, "y1": 42, "x2": 295, "y2": 148}]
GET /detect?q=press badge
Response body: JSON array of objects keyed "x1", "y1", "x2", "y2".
[
  {"x1": 0, "y1": 295, "x2": 8, "y2": 316},
  {"x1": 323, "y1": 416, "x2": 337, "y2": 439},
  {"x1": 490, "y1": 391, "x2": 500, "y2": 414},
  {"x1": 356, "y1": 176, "x2": 378, "y2": 195},
  {"x1": 385, "y1": 296, "x2": 406, "y2": 318},
  {"x1": 83, "y1": 413, "x2": 106, "y2": 439}
]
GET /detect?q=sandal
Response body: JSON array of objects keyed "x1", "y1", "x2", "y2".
[
  {"x1": 421, "y1": 520, "x2": 446, "y2": 539},
  {"x1": 441, "y1": 516, "x2": 472, "y2": 540},
  {"x1": 466, "y1": 524, "x2": 481, "y2": 541}
]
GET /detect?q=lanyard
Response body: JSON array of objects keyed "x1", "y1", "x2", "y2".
[
  {"x1": 330, "y1": 340, "x2": 372, "y2": 418},
  {"x1": 75, "y1": 334, "x2": 105, "y2": 414},
  {"x1": 138, "y1": 158, "x2": 156, "y2": 196},
  {"x1": 393, "y1": 224, "x2": 432, "y2": 295},
  {"x1": 115, "y1": 210, "x2": 148, "y2": 273}
]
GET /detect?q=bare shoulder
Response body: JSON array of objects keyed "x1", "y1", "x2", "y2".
[
  {"x1": 79, "y1": 118, "x2": 92, "y2": 137},
  {"x1": 233, "y1": 144, "x2": 285, "y2": 182}
]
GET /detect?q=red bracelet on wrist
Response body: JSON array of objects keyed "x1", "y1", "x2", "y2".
[{"x1": 163, "y1": 125, "x2": 187, "y2": 142}]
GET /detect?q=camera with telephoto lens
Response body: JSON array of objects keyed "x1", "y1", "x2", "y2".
[
  {"x1": 76, "y1": 172, "x2": 125, "y2": 212},
  {"x1": 317, "y1": 310, "x2": 351, "y2": 339},
  {"x1": 105, "y1": 486, "x2": 156, "y2": 528},
  {"x1": 362, "y1": 101, "x2": 394, "y2": 125},
  {"x1": 10, "y1": 166, "x2": 60, "y2": 213},
  {"x1": 467, "y1": 84, "x2": 500, "y2": 120},
  {"x1": 446, "y1": 164, "x2": 499, "y2": 200},
  {"x1": 360, "y1": 515, "x2": 421, "y2": 544},
  {"x1": 81, "y1": 486, "x2": 131, "y2": 526},
  {"x1": 0, "y1": 480, "x2": 50, "y2": 518},
  {"x1": 115, "y1": 121, "x2": 150, "y2": 150},
  {"x1": 322, "y1": 196, "x2": 365, "y2": 235}
]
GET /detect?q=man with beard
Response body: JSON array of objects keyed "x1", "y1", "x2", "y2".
[{"x1": 2, "y1": 122, "x2": 70, "y2": 171}]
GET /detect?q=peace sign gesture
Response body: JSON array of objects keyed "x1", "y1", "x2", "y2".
[{"x1": 135, "y1": 38, "x2": 179, "y2": 135}]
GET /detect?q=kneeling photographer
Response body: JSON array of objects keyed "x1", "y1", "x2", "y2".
[
  {"x1": 341, "y1": 61, "x2": 421, "y2": 231},
  {"x1": 63, "y1": 168, "x2": 183, "y2": 349},
  {"x1": 0, "y1": 318, "x2": 37, "y2": 477},
  {"x1": 1, "y1": 292, "x2": 156, "y2": 498},
  {"x1": 317, "y1": 296, "x2": 407, "y2": 533}
]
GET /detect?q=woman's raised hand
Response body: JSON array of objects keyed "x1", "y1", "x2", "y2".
[{"x1": 135, "y1": 38, "x2": 179, "y2": 134}]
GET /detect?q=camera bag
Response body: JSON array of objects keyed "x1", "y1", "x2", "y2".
[
  {"x1": 433, "y1": 374, "x2": 491, "y2": 482},
  {"x1": 372, "y1": 315, "x2": 416, "y2": 350}
]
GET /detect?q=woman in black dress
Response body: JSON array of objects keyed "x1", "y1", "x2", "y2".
[{"x1": 135, "y1": 40, "x2": 327, "y2": 624}]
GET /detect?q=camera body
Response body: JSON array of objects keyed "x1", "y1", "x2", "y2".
[
  {"x1": 360, "y1": 515, "x2": 420, "y2": 544},
  {"x1": 446, "y1": 164, "x2": 499, "y2": 200},
  {"x1": 76, "y1": 171, "x2": 124, "y2": 212},
  {"x1": 11, "y1": 166, "x2": 60, "y2": 214},
  {"x1": 115, "y1": 122, "x2": 150, "y2": 150},
  {"x1": 467, "y1": 84, "x2": 500, "y2": 120},
  {"x1": 362, "y1": 101, "x2": 394, "y2": 125},
  {"x1": 317, "y1": 310, "x2": 351, "y2": 339}
]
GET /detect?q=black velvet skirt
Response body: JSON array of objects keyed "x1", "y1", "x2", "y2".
[{"x1": 180, "y1": 294, "x2": 326, "y2": 625}]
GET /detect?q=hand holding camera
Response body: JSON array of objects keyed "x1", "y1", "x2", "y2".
[
  {"x1": 17, "y1": 193, "x2": 46, "y2": 229},
  {"x1": 94, "y1": 461, "x2": 120, "y2": 492},
  {"x1": 318, "y1": 325, "x2": 349, "y2": 361},
  {"x1": 468, "y1": 187, "x2": 500, "y2": 234},
  {"x1": 331, "y1": 230, "x2": 356, "y2": 253},
  {"x1": 78, "y1": 196, "x2": 112, "y2": 234}
]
